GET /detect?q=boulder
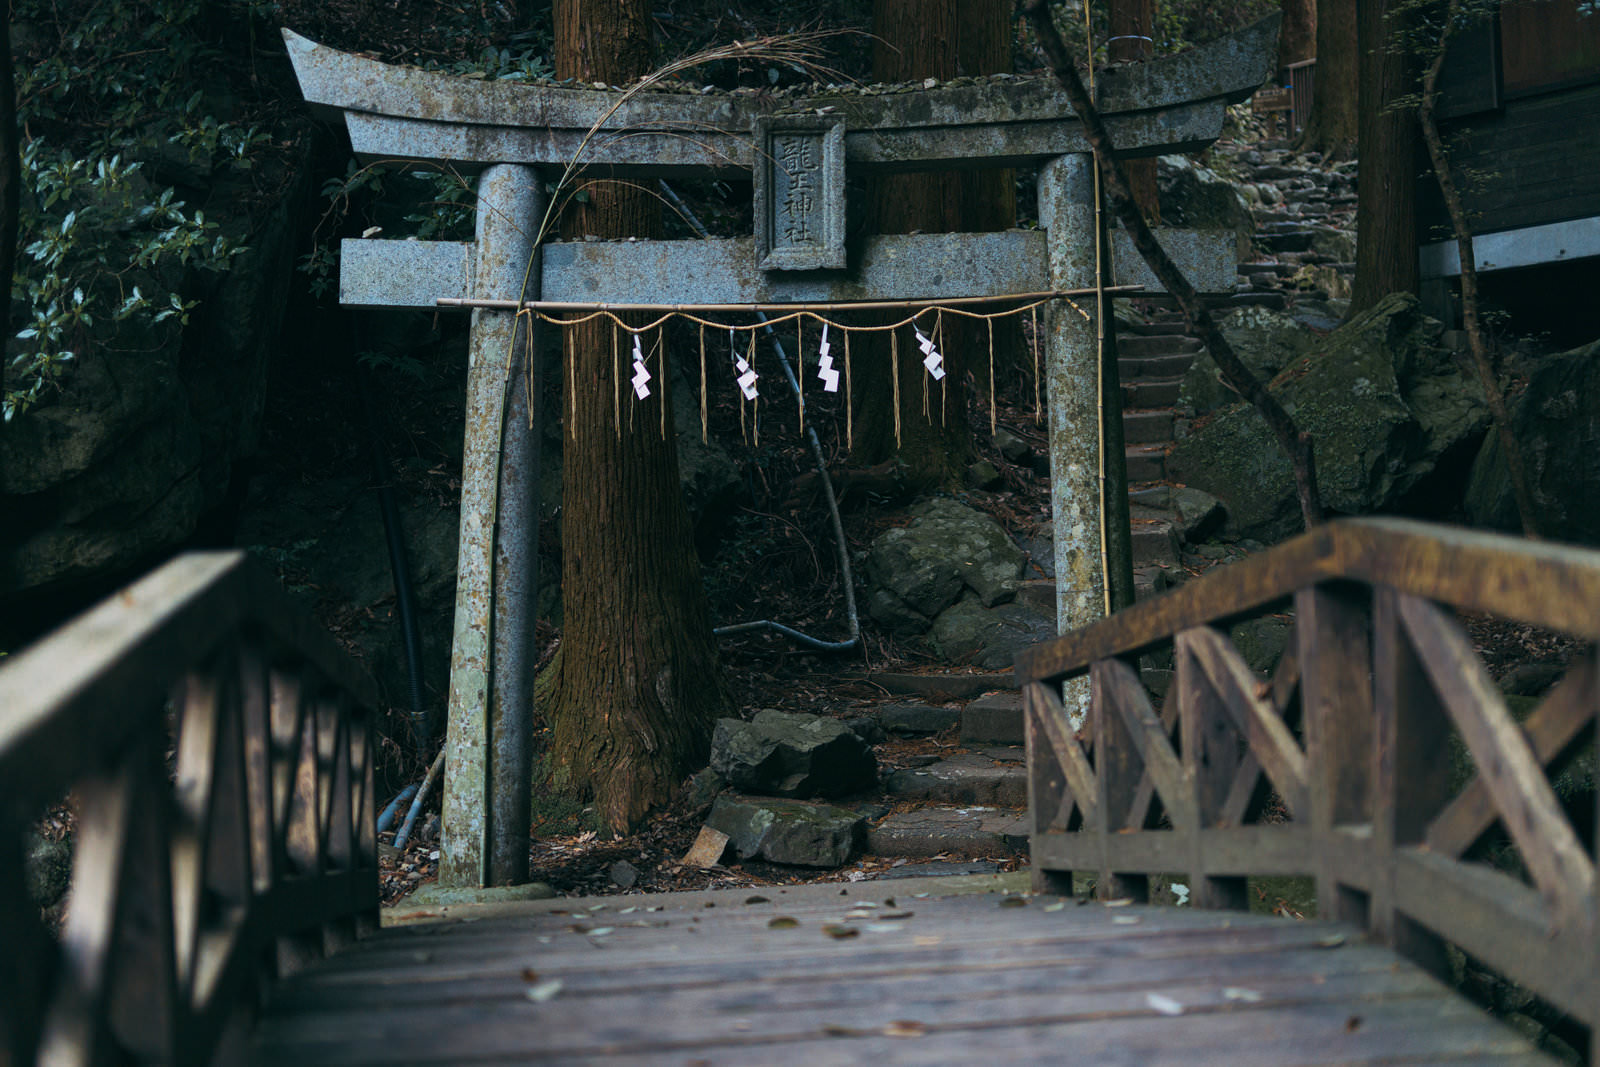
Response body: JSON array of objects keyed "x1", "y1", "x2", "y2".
[
  {"x1": 1465, "y1": 338, "x2": 1600, "y2": 545},
  {"x1": 1178, "y1": 306, "x2": 1317, "y2": 418},
  {"x1": 928, "y1": 594, "x2": 1056, "y2": 670},
  {"x1": 1168, "y1": 294, "x2": 1487, "y2": 543},
  {"x1": 705, "y1": 796, "x2": 865, "y2": 867},
  {"x1": 709, "y1": 710, "x2": 878, "y2": 799},
  {"x1": 1157, "y1": 155, "x2": 1254, "y2": 255},
  {"x1": 866, "y1": 497, "x2": 1025, "y2": 634},
  {"x1": 1229, "y1": 616, "x2": 1292, "y2": 676},
  {"x1": 1171, "y1": 486, "x2": 1225, "y2": 543},
  {"x1": 0, "y1": 150, "x2": 314, "y2": 599}
]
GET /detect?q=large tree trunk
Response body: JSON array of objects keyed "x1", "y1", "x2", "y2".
[
  {"x1": 1349, "y1": 0, "x2": 1418, "y2": 311},
  {"x1": 1110, "y1": 0, "x2": 1160, "y2": 223},
  {"x1": 1278, "y1": 0, "x2": 1317, "y2": 69},
  {"x1": 545, "y1": 0, "x2": 731, "y2": 832},
  {"x1": 849, "y1": 0, "x2": 1015, "y2": 486},
  {"x1": 1297, "y1": 0, "x2": 1357, "y2": 156}
]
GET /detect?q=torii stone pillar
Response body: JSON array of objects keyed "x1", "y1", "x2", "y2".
[
  {"x1": 1040, "y1": 154, "x2": 1103, "y2": 723},
  {"x1": 441, "y1": 165, "x2": 545, "y2": 887}
]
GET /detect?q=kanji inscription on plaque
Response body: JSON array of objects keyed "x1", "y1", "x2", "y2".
[{"x1": 753, "y1": 117, "x2": 846, "y2": 271}]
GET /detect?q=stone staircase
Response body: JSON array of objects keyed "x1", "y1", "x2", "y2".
[{"x1": 840, "y1": 674, "x2": 1032, "y2": 876}]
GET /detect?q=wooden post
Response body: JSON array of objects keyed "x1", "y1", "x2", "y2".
[
  {"x1": 441, "y1": 164, "x2": 545, "y2": 888},
  {"x1": 1370, "y1": 588, "x2": 1453, "y2": 981},
  {"x1": 1297, "y1": 581, "x2": 1375, "y2": 925},
  {"x1": 1176, "y1": 631, "x2": 1249, "y2": 910},
  {"x1": 1093, "y1": 659, "x2": 1149, "y2": 902}
]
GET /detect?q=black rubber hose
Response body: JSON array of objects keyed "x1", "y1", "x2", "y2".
[{"x1": 355, "y1": 343, "x2": 432, "y2": 764}]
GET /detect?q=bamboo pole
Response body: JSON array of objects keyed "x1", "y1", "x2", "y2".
[{"x1": 435, "y1": 285, "x2": 1143, "y2": 315}]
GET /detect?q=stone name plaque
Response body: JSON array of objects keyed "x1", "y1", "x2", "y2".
[{"x1": 753, "y1": 117, "x2": 846, "y2": 271}]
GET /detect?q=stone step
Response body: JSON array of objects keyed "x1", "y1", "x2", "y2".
[
  {"x1": 1123, "y1": 376, "x2": 1183, "y2": 408},
  {"x1": 883, "y1": 749, "x2": 1027, "y2": 807},
  {"x1": 864, "y1": 807, "x2": 1028, "y2": 859},
  {"x1": 1122, "y1": 409, "x2": 1175, "y2": 444},
  {"x1": 960, "y1": 691, "x2": 1024, "y2": 745},
  {"x1": 865, "y1": 702, "x2": 961, "y2": 738},
  {"x1": 1019, "y1": 567, "x2": 1173, "y2": 618},
  {"x1": 1120, "y1": 352, "x2": 1196, "y2": 379},
  {"x1": 1131, "y1": 520, "x2": 1181, "y2": 566},
  {"x1": 1117, "y1": 334, "x2": 1203, "y2": 358},
  {"x1": 1125, "y1": 443, "x2": 1168, "y2": 482},
  {"x1": 868, "y1": 671, "x2": 1014, "y2": 699}
]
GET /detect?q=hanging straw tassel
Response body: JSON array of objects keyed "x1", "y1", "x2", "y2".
[
  {"x1": 844, "y1": 328, "x2": 854, "y2": 452},
  {"x1": 748, "y1": 328, "x2": 760, "y2": 447},
  {"x1": 658, "y1": 326, "x2": 667, "y2": 440},
  {"x1": 796, "y1": 317, "x2": 805, "y2": 436},
  {"x1": 567, "y1": 319, "x2": 578, "y2": 442},
  {"x1": 891, "y1": 328, "x2": 902, "y2": 450},
  {"x1": 699, "y1": 324, "x2": 708, "y2": 443},
  {"x1": 611, "y1": 322, "x2": 621, "y2": 438},
  {"x1": 1032, "y1": 305, "x2": 1042, "y2": 425},
  {"x1": 987, "y1": 315, "x2": 997, "y2": 438}
]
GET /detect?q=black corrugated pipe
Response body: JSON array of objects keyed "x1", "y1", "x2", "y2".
[
  {"x1": 659, "y1": 181, "x2": 861, "y2": 653},
  {"x1": 354, "y1": 332, "x2": 432, "y2": 764}
]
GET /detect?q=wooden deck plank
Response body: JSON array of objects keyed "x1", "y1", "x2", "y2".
[{"x1": 253, "y1": 888, "x2": 1553, "y2": 1066}]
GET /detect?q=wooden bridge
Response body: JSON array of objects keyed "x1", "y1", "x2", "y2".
[{"x1": 3, "y1": 518, "x2": 1597, "y2": 1064}]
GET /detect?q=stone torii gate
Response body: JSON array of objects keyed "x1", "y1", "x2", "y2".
[{"x1": 285, "y1": 20, "x2": 1276, "y2": 889}]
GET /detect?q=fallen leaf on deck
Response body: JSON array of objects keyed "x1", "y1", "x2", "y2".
[
  {"x1": 1044, "y1": 902, "x2": 1066, "y2": 912},
  {"x1": 1146, "y1": 994, "x2": 1184, "y2": 1016},
  {"x1": 998, "y1": 896, "x2": 1028, "y2": 908},
  {"x1": 1103, "y1": 898, "x2": 1134, "y2": 908},
  {"x1": 884, "y1": 1020, "x2": 927, "y2": 1038},
  {"x1": 525, "y1": 979, "x2": 564, "y2": 1002},
  {"x1": 1223, "y1": 987, "x2": 1263, "y2": 1003},
  {"x1": 1112, "y1": 916, "x2": 1140, "y2": 925},
  {"x1": 822, "y1": 924, "x2": 860, "y2": 939},
  {"x1": 745, "y1": 895, "x2": 770, "y2": 905},
  {"x1": 878, "y1": 910, "x2": 915, "y2": 920},
  {"x1": 1315, "y1": 933, "x2": 1346, "y2": 949},
  {"x1": 768, "y1": 916, "x2": 800, "y2": 929},
  {"x1": 587, "y1": 927, "x2": 614, "y2": 937}
]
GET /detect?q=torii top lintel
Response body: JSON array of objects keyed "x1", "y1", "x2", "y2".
[{"x1": 283, "y1": 17, "x2": 1278, "y2": 177}]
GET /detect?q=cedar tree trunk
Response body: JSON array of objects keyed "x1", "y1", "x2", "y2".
[
  {"x1": 1349, "y1": 0, "x2": 1419, "y2": 311},
  {"x1": 545, "y1": 0, "x2": 731, "y2": 831},
  {"x1": 1110, "y1": 0, "x2": 1160, "y2": 223},
  {"x1": 1278, "y1": 0, "x2": 1317, "y2": 69},
  {"x1": 850, "y1": 0, "x2": 1016, "y2": 486},
  {"x1": 1298, "y1": 0, "x2": 1357, "y2": 156}
]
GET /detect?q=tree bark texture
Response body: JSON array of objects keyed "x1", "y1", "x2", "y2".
[
  {"x1": 547, "y1": 0, "x2": 731, "y2": 831},
  {"x1": 1278, "y1": 0, "x2": 1318, "y2": 69},
  {"x1": 1021, "y1": 0, "x2": 1326, "y2": 533},
  {"x1": 850, "y1": 0, "x2": 1016, "y2": 485},
  {"x1": 1349, "y1": 0, "x2": 1419, "y2": 311},
  {"x1": 0, "y1": 1, "x2": 15, "y2": 398},
  {"x1": 1109, "y1": 0, "x2": 1160, "y2": 224},
  {"x1": 1417, "y1": 0, "x2": 1541, "y2": 537},
  {"x1": 1298, "y1": 0, "x2": 1357, "y2": 156}
]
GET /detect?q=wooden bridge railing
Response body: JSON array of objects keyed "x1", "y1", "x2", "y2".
[
  {"x1": 0, "y1": 552, "x2": 381, "y2": 1066},
  {"x1": 1015, "y1": 518, "x2": 1600, "y2": 1037}
]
